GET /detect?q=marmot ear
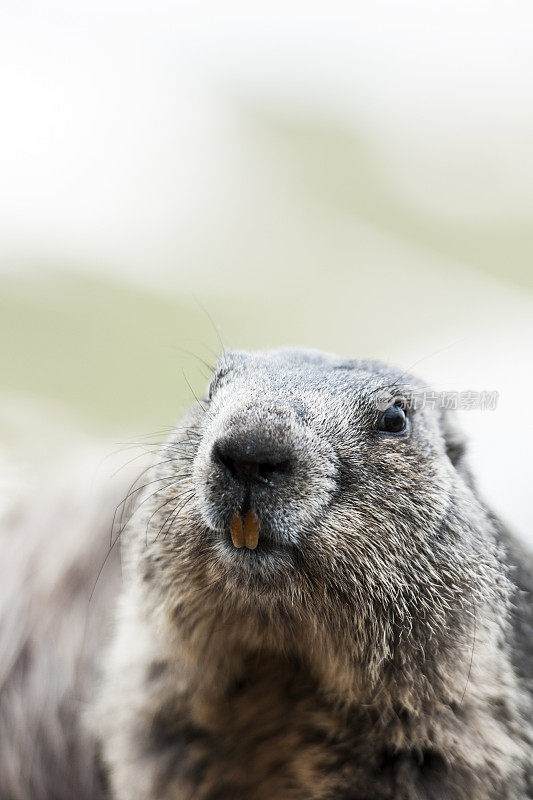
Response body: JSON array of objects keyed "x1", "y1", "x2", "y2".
[{"x1": 440, "y1": 410, "x2": 467, "y2": 468}]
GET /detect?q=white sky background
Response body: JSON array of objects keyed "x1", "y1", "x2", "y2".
[
  {"x1": 0, "y1": 0, "x2": 532, "y2": 538},
  {"x1": 1, "y1": 0, "x2": 533, "y2": 283}
]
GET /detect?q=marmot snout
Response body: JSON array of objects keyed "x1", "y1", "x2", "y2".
[{"x1": 194, "y1": 359, "x2": 339, "y2": 558}]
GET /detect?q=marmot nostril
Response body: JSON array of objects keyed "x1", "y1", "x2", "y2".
[{"x1": 213, "y1": 440, "x2": 292, "y2": 485}]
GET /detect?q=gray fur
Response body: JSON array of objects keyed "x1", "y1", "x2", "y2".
[
  {"x1": 0, "y1": 460, "x2": 123, "y2": 799},
  {"x1": 1, "y1": 349, "x2": 532, "y2": 799}
]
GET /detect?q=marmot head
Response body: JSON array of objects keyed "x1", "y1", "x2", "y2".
[{"x1": 131, "y1": 348, "x2": 507, "y2": 697}]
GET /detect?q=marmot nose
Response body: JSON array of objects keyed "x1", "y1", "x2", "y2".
[{"x1": 213, "y1": 439, "x2": 293, "y2": 486}]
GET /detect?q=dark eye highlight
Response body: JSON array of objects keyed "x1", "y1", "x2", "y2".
[{"x1": 376, "y1": 404, "x2": 408, "y2": 435}]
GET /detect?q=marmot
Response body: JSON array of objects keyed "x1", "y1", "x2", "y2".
[{"x1": 1, "y1": 348, "x2": 532, "y2": 799}]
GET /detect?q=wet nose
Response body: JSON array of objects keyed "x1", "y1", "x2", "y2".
[{"x1": 213, "y1": 437, "x2": 293, "y2": 486}]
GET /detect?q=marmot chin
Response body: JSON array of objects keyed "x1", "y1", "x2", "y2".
[{"x1": 2, "y1": 348, "x2": 533, "y2": 799}]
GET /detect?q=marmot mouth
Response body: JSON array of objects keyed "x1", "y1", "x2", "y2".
[{"x1": 230, "y1": 509, "x2": 259, "y2": 550}]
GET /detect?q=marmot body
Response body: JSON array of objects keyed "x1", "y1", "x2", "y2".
[
  {"x1": 97, "y1": 348, "x2": 533, "y2": 799},
  {"x1": 1, "y1": 348, "x2": 532, "y2": 799}
]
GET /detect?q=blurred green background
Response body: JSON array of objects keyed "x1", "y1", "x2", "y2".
[{"x1": 1, "y1": 1, "x2": 532, "y2": 535}]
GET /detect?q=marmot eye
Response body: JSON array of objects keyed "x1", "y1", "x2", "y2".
[{"x1": 377, "y1": 404, "x2": 407, "y2": 434}]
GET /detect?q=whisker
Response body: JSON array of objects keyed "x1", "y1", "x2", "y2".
[
  {"x1": 111, "y1": 440, "x2": 200, "y2": 545},
  {"x1": 160, "y1": 493, "x2": 196, "y2": 542},
  {"x1": 112, "y1": 458, "x2": 187, "y2": 545},
  {"x1": 192, "y1": 296, "x2": 228, "y2": 357},
  {"x1": 460, "y1": 595, "x2": 477, "y2": 706},
  {"x1": 148, "y1": 489, "x2": 194, "y2": 544},
  {"x1": 117, "y1": 475, "x2": 191, "y2": 544},
  {"x1": 181, "y1": 369, "x2": 208, "y2": 415},
  {"x1": 170, "y1": 344, "x2": 216, "y2": 373},
  {"x1": 111, "y1": 474, "x2": 182, "y2": 542}
]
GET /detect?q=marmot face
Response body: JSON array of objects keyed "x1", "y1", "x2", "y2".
[{"x1": 136, "y1": 348, "x2": 504, "y2": 684}]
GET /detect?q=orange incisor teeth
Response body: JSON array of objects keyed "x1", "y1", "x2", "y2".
[
  {"x1": 243, "y1": 509, "x2": 259, "y2": 550},
  {"x1": 230, "y1": 513, "x2": 244, "y2": 548}
]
